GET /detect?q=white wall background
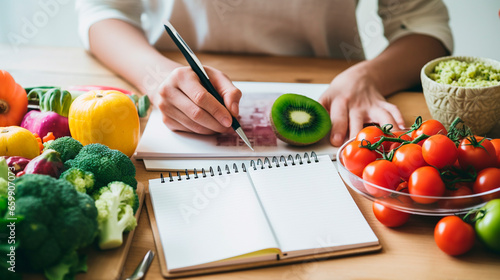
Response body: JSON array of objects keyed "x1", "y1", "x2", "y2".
[
  {"x1": 0, "y1": 0, "x2": 499, "y2": 60},
  {"x1": 356, "y1": 0, "x2": 500, "y2": 60}
]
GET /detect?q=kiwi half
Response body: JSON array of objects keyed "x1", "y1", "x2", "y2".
[{"x1": 270, "y1": 93, "x2": 331, "y2": 146}]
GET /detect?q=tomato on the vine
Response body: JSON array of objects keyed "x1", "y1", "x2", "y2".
[
  {"x1": 434, "y1": 216, "x2": 475, "y2": 256},
  {"x1": 372, "y1": 201, "x2": 410, "y2": 227},
  {"x1": 411, "y1": 119, "x2": 447, "y2": 145},
  {"x1": 341, "y1": 140, "x2": 378, "y2": 177},
  {"x1": 458, "y1": 136, "x2": 496, "y2": 172},
  {"x1": 439, "y1": 183, "x2": 480, "y2": 209},
  {"x1": 472, "y1": 167, "x2": 500, "y2": 201},
  {"x1": 362, "y1": 159, "x2": 400, "y2": 197},
  {"x1": 391, "y1": 130, "x2": 412, "y2": 140},
  {"x1": 377, "y1": 181, "x2": 413, "y2": 208},
  {"x1": 392, "y1": 143, "x2": 427, "y2": 181},
  {"x1": 355, "y1": 125, "x2": 392, "y2": 151},
  {"x1": 422, "y1": 134, "x2": 458, "y2": 169},
  {"x1": 387, "y1": 131, "x2": 412, "y2": 152},
  {"x1": 475, "y1": 199, "x2": 500, "y2": 252},
  {"x1": 408, "y1": 166, "x2": 445, "y2": 204},
  {"x1": 490, "y1": 139, "x2": 500, "y2": 167}
]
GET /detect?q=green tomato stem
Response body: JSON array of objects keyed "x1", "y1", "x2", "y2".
[{"x1": 463, "y1": 208, "x2": 486, "y2": 224}]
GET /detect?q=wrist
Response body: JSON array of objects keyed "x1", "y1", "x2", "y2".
[
  {"x1": 337, "y1": 61, "x2": 384, "y2": 93},
  {"x1": 136, "y1": 54, "x2": 183, "y2": 96}
]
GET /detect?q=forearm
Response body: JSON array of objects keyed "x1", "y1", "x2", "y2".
[
  {"x1": 88, "y1": 19, "x2": 182, "y2": 95},
  {"x1": 357, "y1": 34, "x2": 449, "y2": 96}
]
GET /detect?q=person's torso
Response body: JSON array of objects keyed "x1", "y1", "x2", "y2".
[{"x1": 144, "y1": 0, "x2": 364, "y2": 59}]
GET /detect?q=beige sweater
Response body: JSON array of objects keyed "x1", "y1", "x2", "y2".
[{"x1": 76, "y1": 0, "x2": 453, "y2": 60}]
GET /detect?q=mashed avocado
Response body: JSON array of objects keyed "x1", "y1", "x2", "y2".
[{"x1": 429, "y1": 59, "x2": 500, "y2": 87}]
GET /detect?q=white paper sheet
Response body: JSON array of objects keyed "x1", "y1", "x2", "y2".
[
  {"x1": 149, "y1": 173, "x2": 279, "y2": 271},
  {"x1": 248, "y1": 155, "x2": 379, "y2": 257}
]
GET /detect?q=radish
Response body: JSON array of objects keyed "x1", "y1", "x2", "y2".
[{"x1": 20, "y1": 110, "x2": 70, "y2": 139}]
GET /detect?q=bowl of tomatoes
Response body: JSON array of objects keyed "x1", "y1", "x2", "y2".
[{"x1": 336, "y1": 117, "x2": 500, "y2": 216}]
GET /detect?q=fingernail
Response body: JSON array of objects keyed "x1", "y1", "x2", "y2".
[
  {"x1": 399, "y1": 124, "x2": 406, "y2": 130},
  {"x1": 231, "y1": 102, "x2": 239, "y2": 116},
  {"x1": 332, "y1": 133, "x2": 343, "y2": 146},
  {"x1": 221, "y1": 117, "x2": 232, "y2": 127}
]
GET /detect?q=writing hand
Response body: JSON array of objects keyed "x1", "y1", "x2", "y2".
[{"x1": 155, "y1": 66, "x2": 242, "y2": 134}]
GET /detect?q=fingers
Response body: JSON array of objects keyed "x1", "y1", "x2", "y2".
[
  {"x1": 159, "y1": 82, "x2": 229, "y2": 133},
  {"x1": 348, "y1": 110, "x2": 365, "y2": 140},
  {"x1": 205, "y1": 66, "x2": 242, "y2": 117},
  {"x1": 363, "y1": 102, "x2": 406, "y2": 134},
  {"x1": 321, "y1": 93, "x2": 404, "y2": 147},
  {"x1": 158, "y1": 66, "x2": 241, "y2": 134},
  {"x1": 381, "y1": 102, "x2": 406, "y2": 129},
  {"x1": 177, "y1": 69, "x2": 233, "y2": 127},
  {"x1": 326, "y1": 97, "x2": 349, "y2": 147},
  {"x1": 159, "y1": 99, "x2": 221, "y2": 135}
]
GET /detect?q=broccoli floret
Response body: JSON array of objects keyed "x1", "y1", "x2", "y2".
[
  {"x1": 66, "y1": 143, "x2": 137, "y2": 189},
  {"x1": 94, "y1": 181, "x2": 138, "y2": 250},
  {"x1": 44, "y1": 136, "x2": 83, "y2": 162},
  {"x1": 42, "y1": 139, "x2": 54, "y2": 150},
  {"x1": 13, "y1": 174, "x2": 98, "y2": 271},
  {"x1": 60, "y1": 167, "x2": 96, "y2": 194},
  {"x1": 43, "y1": 251, "x2": 87, "y2": 280}
]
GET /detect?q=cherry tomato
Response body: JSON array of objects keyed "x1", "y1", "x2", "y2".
[
  {"x1": 396, "y1": 181, "x2": 409, "y2": 192},
  {"x1": 411, "y1": 119, "x2": 447, "y2": 145},
  {"x1": 376, "y1": 181, "x2": 413, "y2": 208},
  {"x1": 490, "y1": 139, "x2": 500, "y2": 167},
  {"x1": 422, "y1": 134, "x2": 458, "y2": 169},
  {"x1": 475, "y1": 199, "x2": 500, "y2": 252},
  {"x1": 458, "y1": 136, "x2": 496, "y2": 172},
  {"x1": 372, "y1": 201, "x2": 410, "y2": 227},
  {"x1": 473, "y1": 167, "x2": 500, "y2": 201},
  {"x1": 386, "y1": 131, "x2": 412, "y2": 152},
  {"x1": 439, "y1": 183, "x2": 480, "y2": 209},
  {"x1": 434, "y1": 216, "x2": 475, "y2": 256},
  {"x1": 392, "y1": 143, "x2": 427, "y2": 181},
  {"x1": 362, "y1": 160, "x2": 400, "y2": 197},
  {"x1": 452, "y1": 158, "x2": 461, "y2": 169},
  {"x1": 355, "y1": 126, "x2": 392, "y2": 151},
  {"x1": 408, "y1": 166, "x2": 445, "y2": 204},
  {"x1": 391, "y1": 130, "x2": 412, "y2": 140},
  {"x1": 341, "y1": 140, "x2": 378, "y2": 177}
]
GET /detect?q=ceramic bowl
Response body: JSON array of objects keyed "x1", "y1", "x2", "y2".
[{"x1": 421, "y1": 56, "x2": 500, "y2": 136}]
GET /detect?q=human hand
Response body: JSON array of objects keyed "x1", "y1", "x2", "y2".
[
  {"x1": 154, "y1": 65, "x2": 242, "y2": 134},
  {"x1": 319, "y1": 64, "x2": 405, "y2": 147}
]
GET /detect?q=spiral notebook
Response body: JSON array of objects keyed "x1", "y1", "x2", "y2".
[{"x1": 147, "y1": 153, "x2": 380, "y2": 277}]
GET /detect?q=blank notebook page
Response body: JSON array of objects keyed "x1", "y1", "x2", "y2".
[
  {"x1": 149, "y1": 172, "x2": 279, "y2": 270},
  {"x1": 248, "y1": 155, "x2": 378, "y2": 256}
]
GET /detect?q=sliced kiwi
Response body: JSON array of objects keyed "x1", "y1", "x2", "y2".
[{"x1": 270, "y1": 93, "x2": 331, "y2": 146}]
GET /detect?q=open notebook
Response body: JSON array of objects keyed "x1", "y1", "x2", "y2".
[
  {"x1": 135, "y1": 81, "x2": 339, "y2": 171},
  {"x1": 148, "y1": 153, "x2": 380, "y2": 275}
]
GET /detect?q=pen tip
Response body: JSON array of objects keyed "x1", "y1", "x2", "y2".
[{"x1": 235, "y1": 127, "x2": 254, "y2": 152}]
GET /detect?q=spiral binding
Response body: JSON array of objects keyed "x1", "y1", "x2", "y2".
[{"x1": 160, "y1": 151, "x2": 319, "y2": 182}]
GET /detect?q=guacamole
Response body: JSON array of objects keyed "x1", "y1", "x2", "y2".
[{"x1": 429, "y1": 59, "x2": 500, "y2": 87}]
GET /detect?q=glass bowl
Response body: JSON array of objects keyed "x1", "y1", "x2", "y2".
[{"x1": 336, "y1": 139, "x2": 500, "y2": 216}]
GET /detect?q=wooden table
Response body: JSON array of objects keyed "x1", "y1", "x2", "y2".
[{"x1": 2, "y1": 45, "x2": 498, "y2": 280}]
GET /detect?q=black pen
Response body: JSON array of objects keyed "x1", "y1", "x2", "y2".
[{"x1": 163, "y1": 20, "x2": 254, "y2": 151}]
